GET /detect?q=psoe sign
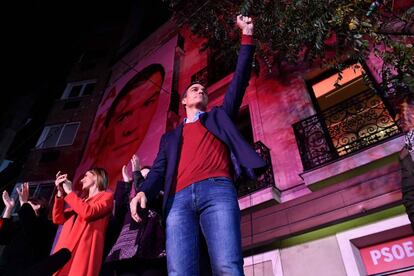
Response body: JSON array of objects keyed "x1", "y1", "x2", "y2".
[{"x1": 359, "y1": 236, "x2": 414, "y2": 275}]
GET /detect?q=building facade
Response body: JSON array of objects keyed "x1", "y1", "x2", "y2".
[{"x1": 7, "y1": 4, "x2": 414, "y2": 276}]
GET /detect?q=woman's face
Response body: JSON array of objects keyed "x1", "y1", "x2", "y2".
[{"x1": 81, "y1": 171, "x2": 97, "y2": 191}]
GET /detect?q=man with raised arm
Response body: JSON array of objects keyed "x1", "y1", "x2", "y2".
[{"x1": 130, "y1": 15, "x2": 266, "y2": 275}]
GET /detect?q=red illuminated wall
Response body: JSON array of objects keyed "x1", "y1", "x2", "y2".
[{"x1": 73, "y1": 36, "x2": 177, "y2": 190}]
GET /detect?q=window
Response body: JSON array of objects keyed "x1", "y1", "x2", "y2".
[
  {"x1": 36, "y1": 122, "x2": 80, "y2": 149},
  {"x1": 61, "y1": 80, "x2": 96, "y2": 99},
  {"x1": 307, "y1": 63, "x2": 399, "y2": 157},
  {"x1": 293, "y1": 63, "x2": 401, "y2": 170},
  {"x1": 309, "y1": 63, "x2": 366, "y2": 111}
]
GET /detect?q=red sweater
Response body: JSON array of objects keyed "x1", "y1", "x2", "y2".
[
  {"x1": 172, "y1": 34, "x2": 253, "y2": 194},
  {"x1": 174, "y1": 120, "x2": 231, "y2": 193}
]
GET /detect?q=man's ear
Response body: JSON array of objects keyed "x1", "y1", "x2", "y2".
[{"x1": 181, "y1": 97, "x2": 187, "y2": 106}]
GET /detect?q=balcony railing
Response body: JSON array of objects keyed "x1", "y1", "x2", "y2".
[
  {"x1": 237, "y1": 141, "x2": 278, "y2": 198},
  {"x1": 293, "y1": 89, "x2": 401, "y2": 171}
]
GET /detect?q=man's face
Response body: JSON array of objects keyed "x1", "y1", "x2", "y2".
[{"x1": 182, "y1": 83, "x2": 208, "y2": 110}]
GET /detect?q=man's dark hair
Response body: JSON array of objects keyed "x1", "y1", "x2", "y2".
[
  {"x1": 104, "y1": 64, "x2": 165, "y2": 127},
  {"x1": 181, "y1": 81, "x2": 206, "y2": 101}
]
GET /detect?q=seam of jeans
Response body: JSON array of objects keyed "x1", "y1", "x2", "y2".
[{"x1": 191, "y1": 184, "x2": 197, "y2": 211}]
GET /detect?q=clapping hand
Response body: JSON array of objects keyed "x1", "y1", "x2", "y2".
[
  {"x1": 131, "y1": 154, "x2": 141, "y2": 172},
  {"x1": 55, "y1": 171, "x2": 72, "y2": 195},
  {"x1": 16, "y1": 182, "x2": 30, "y2": 206},
  {"x1": 2, "y1": 191, "x2": 15, "y2": 209},
  {"x1": 2, "y1": 191, "x2": 15, "y2": 218},
  {"x1": 122, "y1": 165, "x2": 132, "y2": 182},
  {"x1": 122, "y1": 155, "x2": 141, "y2": 182}
]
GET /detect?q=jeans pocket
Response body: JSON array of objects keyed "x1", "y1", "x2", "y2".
[
  {"x1": 209, "y1": 177, "x2": 237, "y2": 196},
  {"x1": 210, "y1": 177, "x2": 232, "y2": 184}
]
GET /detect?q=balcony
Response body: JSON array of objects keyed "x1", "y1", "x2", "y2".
[
  {"x1": 293, "y1": 89, "x2": 401, "y2": 171},
  {"x1": 236, "y1": 141, "x2": 278, "y2": 198}
]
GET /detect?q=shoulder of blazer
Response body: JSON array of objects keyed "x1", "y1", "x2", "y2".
[
  {"x1": 166, "y1": 123, "x2": 184, "y2": 141},
  {"x1": 91, "y1": 191, "x2": 114, "y2": 202}
]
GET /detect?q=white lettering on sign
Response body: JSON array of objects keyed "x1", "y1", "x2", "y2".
[{"x1": 370, "y1": 241, "x2": 414, "y2": 265}]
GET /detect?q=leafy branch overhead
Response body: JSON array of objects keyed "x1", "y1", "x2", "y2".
[{"x1": 163, "y1": 0, "x2": 414, "y2": 99}]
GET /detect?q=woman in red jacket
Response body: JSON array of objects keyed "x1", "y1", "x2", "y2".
[{"x1": 52, "y1": 168, "x2": 114, "y2": 276}]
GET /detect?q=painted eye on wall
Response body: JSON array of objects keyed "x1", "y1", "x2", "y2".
[
  {"x1": 117, "y1": 110, "x2": 133, "y2": 122},
  {"x1": 143, "y1": 98, "x2": 156, "y2": 107}
]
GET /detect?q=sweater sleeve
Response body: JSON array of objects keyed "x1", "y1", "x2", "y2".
[
  {"x1": 241, "y1": 34, "x2": 254, "y2": 45},
  {"x1": 64, "y1": 192, "x2": 114, "y2": 222}
]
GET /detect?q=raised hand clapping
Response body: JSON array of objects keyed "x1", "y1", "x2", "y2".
[
  {"x1": 16, "y1": 182, "x2": 30, "y2": 206},
  {"x1": 2, "y1": 191, "x2": 15, "y2": 209},
  {"x1": 55, "y1": 171, "x2": 72, "y2": 195}
]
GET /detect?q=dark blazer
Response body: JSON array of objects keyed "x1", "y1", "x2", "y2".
[{"x1": 140, "y1": 44, "x2": 267, "y2": 210}]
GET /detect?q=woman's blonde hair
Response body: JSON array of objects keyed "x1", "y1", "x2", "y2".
[{"x1": 88, "y1": 167, "x2": 109, "y2": 191}]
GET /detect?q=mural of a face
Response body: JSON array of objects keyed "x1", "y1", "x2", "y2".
[
  {"x1": 107, "y1": 72, "x2": 163, "y2": 158},
  {"x1": 80, "y1": 64, "x2": 164, "y2": 189}
]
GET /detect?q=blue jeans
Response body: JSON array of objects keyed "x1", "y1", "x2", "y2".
[{"x1": 165, "y1": 177, "x2": 244, "y2": 276}]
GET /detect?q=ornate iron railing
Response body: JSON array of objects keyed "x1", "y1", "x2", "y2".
[
  {"x1": 293, "y1": 89, "x2": 401, "y2": 171},
  {"x1": 237, "y1": 141, "x2": 278, "y2": 197}
]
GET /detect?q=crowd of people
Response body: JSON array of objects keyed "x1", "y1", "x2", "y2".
[
  {"x1": 0, "y1": 155, "x2": 167, "y2": 276},
  {"x1": 0, "y1": 14, "x2": 413, "y2": 276}
]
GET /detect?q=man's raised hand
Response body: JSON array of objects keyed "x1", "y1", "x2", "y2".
[{"x1": 237, "y1": 15, "x2": 253, "y2": 36}]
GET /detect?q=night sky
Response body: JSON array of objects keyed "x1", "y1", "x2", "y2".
[
  {"x1": 1, "y1": 0, "x2": 169, "y2": 161},
  {"x1": 3, "y1": 1, "x2": 133, "y2": 102},
  {"x1": 2, "y1": 0, "x2": 171, "y2": 111}
]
